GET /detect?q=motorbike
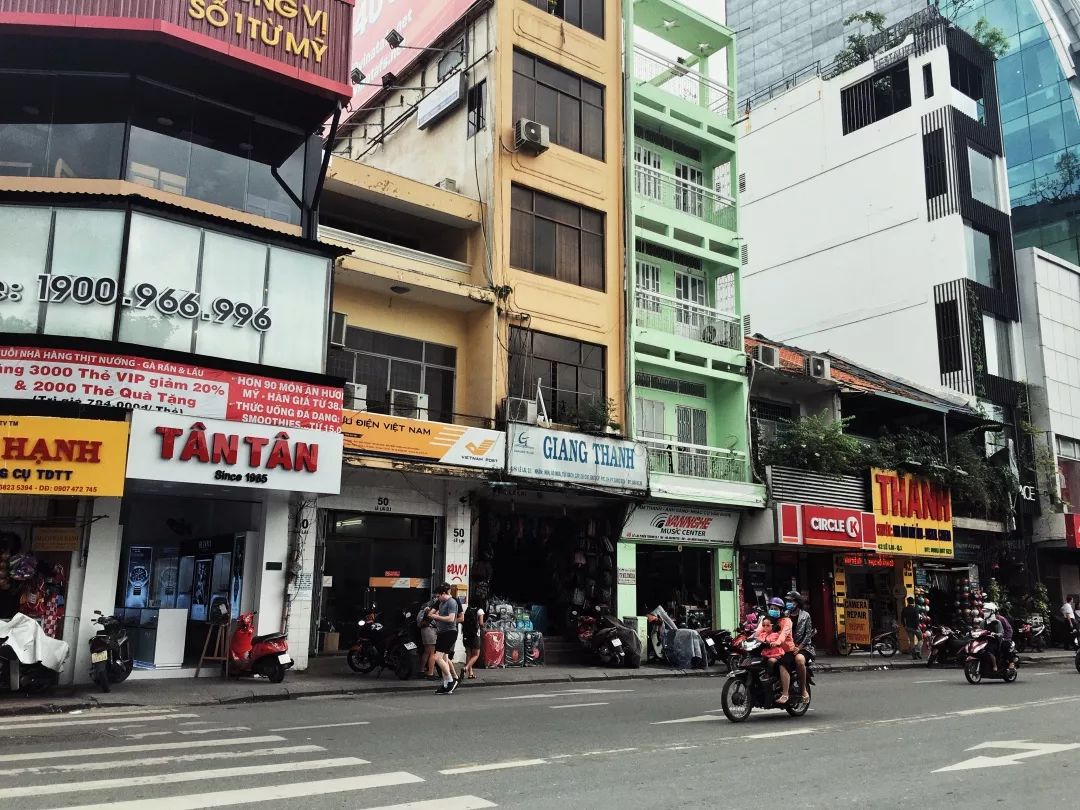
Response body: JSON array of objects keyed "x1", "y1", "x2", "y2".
[
  {"x1": 0, "y1": 613, "x2": 68, "y2": 694},
  {"x1": 576, "y1": 606, "x2": 641, "y2": 668},
  {"x1": 346, "y1": 606, "x2": 419, "y2": 680},
  {"x1": 925, "y1": 624, "x2": 969, "y2": 668},
  {"x1": 699, "y1": 628, "x2": 736, "y2": 671},
  {"x1": 836, "y1": 627, "x2": 899, "y2": 657},
  {"x1": 1013, "y1": 615, "x2": 1047, "y2": 653},
  {"x1": 963, "y1": 629, "x2": 1018, "y2": 684},
  {"x1": 720, "y1": 637, "x2": 814, "y2": 722},
  {"x1": 88, "y1": 610, "x2": 133, "y2": 693},
  {"x1": 229, "y1": 612, "x2": 292, "y2": 683}
]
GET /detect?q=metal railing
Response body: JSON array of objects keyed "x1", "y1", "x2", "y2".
[
  {"x1": 632, "y1": 45, "x2": 734, "y2": 120},
  {"x1": 633, "y1": 165, "x2": 736, "y2": 231},
  {"x1": 741, "y1": 62, "x2": 824, "y2": 113},
  {"x1": 633, "y1": 289, "x2": 741, "y2": 350},
  {"x1": 640, "y1": 436, "x2": 748, "y2": 482}
]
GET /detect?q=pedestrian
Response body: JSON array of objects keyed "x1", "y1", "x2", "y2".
[
  {"x1": 462, "y1": 601, "x2": 486, "y2": 679},
  {"x1": 900, "y1": 596, "x2": 921, "y2": 659},
  {"x1": 430, "y1": 583, "x2": 460, "y2": 695},
  {"x1": 418, "y1": 597, "x2": 438, "y2": 679},
  {"x1": 1062, "y1": 595, "x2": 1077, "y2": 649},
  {"x1": 449, "y1": 585, "x2": 466, "y2": 677}
]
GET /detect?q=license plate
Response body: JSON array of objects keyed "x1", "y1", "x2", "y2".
[
  {"x1": 705, "y1": 638, "x2": 715, "y2": 646},
  {"x1": 278, "y1": 654, "x2": 292, "y2": 665},
  {"x1": 90, "y1": 651, "x2": 108, "y2": 664},
  {"x1": 610, "y1": 638, "x2": 622, "y2": 647},
  {"x1": 403, "y1": 642, "x2": 417, "y2": 650}
]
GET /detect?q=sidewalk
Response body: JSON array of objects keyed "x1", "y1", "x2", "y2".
[{"x1": 1, "y1": 647, "x2": 1073, "y2": 717}]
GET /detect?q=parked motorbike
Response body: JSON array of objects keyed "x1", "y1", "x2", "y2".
[
  {"x1": 576, "y1": 606, "x2": 641, "y2": 668},
  {"x1": 836, "y1": 627, "x2": 899, "y2": 657},
  {"x1": 925, "y1": 624, "x2": 969, "y2": 668},
  {"x1": 346, "y1": 606, "x2": 419, "y2": 680},
  {"x1": 229, "y1": 612, "x2": 292, "y2": 683},
  {"x1": 699, "y1": 628, "x2": 736, "y2": 671},
  {"x1": 0, "y1": 613, "x2": 68, "y2": 694},
  {"x1": 963, "y1": 629, "x2": 1018, "y2": 684},
  {"x1": 1013, "y1": 615, "x2": 1047, "y2": 653},
  {"x1": 88, "y1": 610, "x2": 133, "y2": 693},
  {"x1": 720, "y1": 637, "x2": 814, "y2": 722}
]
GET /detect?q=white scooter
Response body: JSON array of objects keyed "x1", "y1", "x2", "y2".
[{"x1": 0, "y1": 613, "x2": 70, "y2": 694}]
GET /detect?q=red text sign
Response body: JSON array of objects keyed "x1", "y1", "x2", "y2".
[{"x1": 778, "y1": 503, "x2": 877, "y2": 551}]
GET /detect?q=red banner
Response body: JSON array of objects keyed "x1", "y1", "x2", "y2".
[
  {"x1": 1067, "y1": 513, "x2": 1080, "y2": 550},
  {"x1": 778, "y1": 502, "x2": 877, "y2": 550},
  {"x1": 0, "y1": 346, "x2": 342, "y2": 432}
]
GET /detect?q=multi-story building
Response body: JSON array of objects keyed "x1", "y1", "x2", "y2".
[
  {"x1": 738, "y1": 11, "x2": 1036, "y2": 586},
  {"x1": 730, "y1": 0, "x2": 1080, "y2": 268},
  {"x1": 0, "y1": 1, "x2": 352, "y2": 680}
]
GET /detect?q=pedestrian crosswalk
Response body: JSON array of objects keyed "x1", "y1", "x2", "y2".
[{"x1": 0, "y1": 706, "x2": 498, "y2": 809}]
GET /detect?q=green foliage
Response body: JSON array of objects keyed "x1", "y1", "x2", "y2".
[
  {"x1": 832, "y1": 11, "x2": 887, "y2": 73},
  {"x1": 576, "y1": 397, "x2": 620, "y2": 434},
  {"x1": 1032, "y1": 149, "x2": 1080, "y2": 203},
  {"x1": 987, "y1": 578, "x2": 1013, "y2": 618},
  {"x1": 761, "y1": 413, "x2": 863, "y2": 474},
  {"x1": 972, "y1": 17, "x2": 1010, "y2": 58}
]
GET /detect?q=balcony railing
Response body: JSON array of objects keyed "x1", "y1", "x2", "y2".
[
  {"x1": 319, "y1": 226, "x2": 471, "y2": 275},
  {"x1": 633, "y1": 45, "x2": 735, "y2": 120},
  {"x1": 641, "y1": 436, "x2": 748, "y2": 483},
  {"x1": 634, "y1": 289, "x2": 741, "y2": 350},
  {"x1": 633, "y1": 165, "x2": 736, "y2": 231}
]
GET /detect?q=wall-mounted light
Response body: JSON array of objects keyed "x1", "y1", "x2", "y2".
[
  {"x1": 381, "y1": 72, "x2": 397, "y2": 88},
  {"x1": 385, "y1": 28, "x2": 405, "y2": 49},
  {"x1": 350, "y1": 67, "x2": 366, "y2": 85}
]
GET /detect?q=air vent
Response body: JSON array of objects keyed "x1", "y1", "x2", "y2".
[
  {"x1": 738, "y1": 172, "x2": 746, "y2": 193},
  {"x1": 742, "y1": 314, "x2": 752, "y2": 336},
  {"x1": 740, "y1": 243, "x2": 749, "y2": 265}
]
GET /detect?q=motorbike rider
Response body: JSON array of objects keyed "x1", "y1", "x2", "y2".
[
  {"x1": 785, "y1": 591, "x2": 814, "y2": 704},
  {"x1": 763, "y1": 597, "x2": 794, "y2": 704},
  {"x1": 982, "y1": 601, "x2": 1016, "y2": 672}
]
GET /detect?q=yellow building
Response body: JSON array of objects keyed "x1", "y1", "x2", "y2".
[{"x1": 316, "y1": 0, "x2": 636, "y2": 654}]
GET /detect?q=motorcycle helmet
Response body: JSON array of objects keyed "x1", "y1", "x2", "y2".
[
  {"x1": 767, "y1": 596, "x2": 785, "y2": 620},
  {"x1": 982, "y1": 601, "x2": 998, "y2": 619},
  {"x1": 784, "y1": 590, "x2": 803, "y2": 612}
]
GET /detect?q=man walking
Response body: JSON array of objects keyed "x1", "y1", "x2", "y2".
[
  {"x1": 431, "y1": 584, "x2": 460, "y2": 695},
  {"x1": 1062, "y1": 595, "x2": 1077, "y2": 649},
  {"x1": 901, "y1": 596, "x2": 921, "y2": 660}
]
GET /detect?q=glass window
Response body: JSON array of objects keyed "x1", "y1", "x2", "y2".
[
  {"x1": 509, "y1": 183, "x2": 605, "y2": 290},
  {"x1": 261, "y1": 247, "x2": 329, "y2": 373},
  {"x1": 513, "y1": 50, "x2": 604, "y2": 160},
  {"x1": 1029, "y1": 102, "x2": 1066, "y2": 159},
  {"x1": 0, "y1": 206, "x2": 50, "y2": 333},
  {"x1": 968, "y1": 146, "x2": 999, "y2": 207},
  {"x1": 188, "y1": 100, "x2": 250, "y2": 212},
  {"x1": 119, "y1": 214, "x2": 201, "y2": 353},
  {"x1": 0, "y1": 74, "x2": 52, "y2": 177},
  {"x1": 195, "y1": 232, "x2": 267, "y2": 365},
  {"x1": 508, "y1": 327, "x2": 605, "y2": 423},
  {"x1": 46, "y1": 75, "x2": 126, "y2": 180},
  {"x1": 995, "y1": 52, "x2": 1025, "y2": 106},
  {"x1": 128, "y1": 81, "x2": 195, "y2": 197},
  {"x1": 965, "y1": 226, "x2": 1000, "y2": 288},
  {"x1": 43, "y1": 210, "x2": 124, "y2": 340},
  {"x1": 1003, "y1": 116, "x2": 1033, "y2": 165},
  {"x1": 244, "y1": 123, "x2": 303, "y2": 225},
  {"x1": 1021, "y1": 40, "x2": 1063, "y2": 100},
  {"x1": 983, "y1": 314, "x2": 1014, "y2": 379}
]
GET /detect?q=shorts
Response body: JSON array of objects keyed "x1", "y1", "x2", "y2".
[
  {"x1": 463, "y1": 632, "x2": 480, "y2": 650},
  {"x1": 435, "y1": 631, "x2": 457, "y2": 654},
  {"x1": 420, "y1": 626, "x2": 437, "y2": 646}
]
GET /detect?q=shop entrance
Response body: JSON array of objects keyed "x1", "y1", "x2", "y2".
[
  {"x1": 320, "y1": 512, "x2": 437, "y2": 649},
  {"x1": 635, "y1": 545, "x2": 713, "y2": 627},
  {"x1": 839, "y1": 554, "x2": 903, "y2": 635}
]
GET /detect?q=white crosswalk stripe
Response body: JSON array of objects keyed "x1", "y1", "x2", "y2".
[{"x1": 0, "y1": 708, "x2": 501, "y2": 809}]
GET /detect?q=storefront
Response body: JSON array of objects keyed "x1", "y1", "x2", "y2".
[
  {"x1": 617, "y1": 504, "x2": 739, "y2": 631},
  {"x1": 490, "y1": 425, "x2": 647, "y2": 640},
  {"x1": 312, "y1": 410, "x2": 504, "y2": 653}
]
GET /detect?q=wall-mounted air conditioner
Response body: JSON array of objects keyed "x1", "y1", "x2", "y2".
[
  {"x1": 504, "y1": 396, "x2": 539, "y2": 425},
  {"x1": 345, "y1": 383, "x2": 367, "y2": 411},
  {"x1": 753, "y1": 344, "x2": 779, "y2": 369},
  {"x1": 514, "y1": 118, "x2": 550, "y2": 155},
  {"x1": 805, "y1": 355, "x2": 831, "y2": 380},
  {"x1": 390, "y1": 390, "x2": 429, "y2": 420}
]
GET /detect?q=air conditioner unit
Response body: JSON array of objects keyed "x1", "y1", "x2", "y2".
[
  {"x1": 753, "y1": 344, "x2": 779, "y2": 369},
  {"x1": 434, "y1": 177, "x2": 458, "y2": 193},
  {"x1": 344, "y1": 383, "x2": 367, "y2": 411},
  {"x1": 701, "y1": 324, "x2": 724, "y2": 346},
  {"x1": 504, "y1": 396, "x2": 539, "y2": 425},
  {"x1": 514, "y1": 118, "x2": 550, "y2": 155},
  {"x1": 390, "y1": 389, "x2": 429, "y2": 420},
  {"x1": 805, "y1": 355, "x2": 831, "y2": 379},
  {"x1": 330, "y1": 312, "x2": 347, "y2": 347}
]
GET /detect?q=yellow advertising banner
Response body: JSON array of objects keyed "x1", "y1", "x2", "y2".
[
  {"x1": 342, "y1": 411, "x2": 504, "y2": 470},
  {"x1": 0, "y1": 416, "x2": 128, "y2": 496},
  {"x1": 870, "y1": 468, "x2": 954, "y2": 558},
  {"x1": 845, "y1": 598, "x2": 872, "y2": 645}
]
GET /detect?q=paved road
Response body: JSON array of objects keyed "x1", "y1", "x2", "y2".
[{"x1": 1, "y1": 664, "x2": 1078, "y2": 808}]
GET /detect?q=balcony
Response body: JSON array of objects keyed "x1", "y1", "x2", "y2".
[
  {"x1": 642, "y1": 436, "x2": 747, "y2": 483},
  {"x1": 634, "y1": 290, "x2": 740, "y2": 350},
  {"x1": 633, "y1": 46, "x2": 734, "y2": 121},
  {"x1": 633, "y1": 164, "x2": 736, "y2": 233}
]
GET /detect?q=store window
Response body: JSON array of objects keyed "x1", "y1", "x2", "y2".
[
  {"x1": 510, "y1": 185, "x2": 605, "y2": 290},
  {"x1": 965, "y1": 225, "x2": 1000, "y2": 288},
  {"x1": 508, "y1": 327, "x2": 605, "y2": 423},
  {"x1": 512, "y1": 50, "x2": 604, "y2": 160},
  {"x1": 327, "y1": 328, "x2": 457, "y2": 422}
]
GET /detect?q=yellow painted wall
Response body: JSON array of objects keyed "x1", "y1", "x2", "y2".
[{"x1": 492, "y1": 0, "x2": 626, "y2": 416}]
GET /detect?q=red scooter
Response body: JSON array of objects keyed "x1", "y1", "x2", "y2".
[{"x1": 229, "y1": 612, "x2": 292, "y2": 683}]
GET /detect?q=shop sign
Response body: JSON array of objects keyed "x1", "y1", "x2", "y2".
[
  {"x1": 31, "y1": 526, "x2": 80, "y2": 552},
  {"x1": 617, "y1": 567, "x2": 636, "y2": 586},
  {"x1": 622, "y1": 504, "x2": 737, "y2": 545},
  {"x1": 342, "y1": 410, "x2": 504, "y2": 469},
  {"x1": 1067, "y1": 514, "x2": 1080, "y2": 550},
  {"x1": 845, "y1": 598, "x2": 872, "y2": 645},
  {"x1": 0, "y1": 415, "x2": 128, "y2": 497},
  {"x1": 778, "y1": 503, "x2": 876, "y2": 550},
  {"x1": 0, "y1": 346, "x2": 342, "y2": 432},
  {"x1": 0, "y1": 0, "x2": 353, "y2": 98},
  {"x1": 125, "y1": 412, "x2": 343, "y2": 494},
  {"x1": 840, "y1": 553, "x2": 894, "y2": 569},
  {"x1": 871, "y1": 468, "x2": 954, "y2": 558},
  {"x1": 507, "y1": 426, "x2": 648, "y2": 491},
  {"x1": 953, "y1": 539, "x2": 984, "y2": 562}
]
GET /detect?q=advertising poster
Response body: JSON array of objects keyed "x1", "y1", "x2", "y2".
[
  {"x1": 845, "y1": 598, "x2": 872, "y2": 645},
  {"x1": 124, "y1": 546, "x2": 154, "y2": 609}
]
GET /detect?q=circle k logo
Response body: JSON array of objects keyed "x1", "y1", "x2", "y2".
[{"x1": 809, "y1": 515, "x2": 861, "y2": 538}]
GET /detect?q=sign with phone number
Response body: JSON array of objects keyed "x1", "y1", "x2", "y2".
[
  {"x1": 0, "y1": 346, "x2": 343, "y2": 432},
  {"x1": 0, "y1": 275, "x2": 271, "y2": 332}
]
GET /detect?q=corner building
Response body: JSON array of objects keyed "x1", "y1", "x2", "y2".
[{"x1": 0, "y1": 1, "x2": 351, "y2": 681}]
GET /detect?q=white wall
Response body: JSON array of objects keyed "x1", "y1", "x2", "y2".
[{"x1": 71, "y1": 498, "x2": 122, "y2": 685}]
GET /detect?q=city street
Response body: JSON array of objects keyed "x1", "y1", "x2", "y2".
[{"x1": 1, "y1": 664, "x2": 1078, "y2": 808}]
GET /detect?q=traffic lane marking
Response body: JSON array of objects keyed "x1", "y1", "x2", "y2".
[
  {"x1": 440, "y1": 759, "x2": 547, "y2": 775},
  {"x1": 549, "y1": 702, "x2": 608, "y2": 709},
  {"x1": 0, "y1": 735, "x2": 288, "y2": 763}
]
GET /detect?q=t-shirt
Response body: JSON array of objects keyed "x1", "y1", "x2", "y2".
[
  {"x1": 1063, "y1": 602, "x2": 1075, "y2": 621},
  {"x1": 901, "y1": 605, "x2": 920, "y2": 631},
  {"x1": 437, "y1": 597, "x2": 459, "y2": 634}
]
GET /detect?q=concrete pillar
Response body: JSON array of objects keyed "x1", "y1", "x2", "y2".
[
  {"x1": 70, "y1": 498, "x2": 122, "y2": 685},
  {"x1": 252, "y1": 492, "x2": 289, "y2": 637},
  {"x1": 716, "y1": 546, "x2": 737, "y2": 631},
  {"x1": 285, "y1": 496, "x2": 317, "y2": 671}
]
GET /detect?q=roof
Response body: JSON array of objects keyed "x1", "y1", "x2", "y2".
[{"x1": 746, "y1": 334, "x2": 978, "y2": 415}]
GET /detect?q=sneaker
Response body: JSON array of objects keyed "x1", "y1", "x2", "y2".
[
  {"x1": 446, "y1": 679, "x2": 459, "y2": 694},
  {"x1": 435, "y1": 684, "x2": 449, "y2": 695}
]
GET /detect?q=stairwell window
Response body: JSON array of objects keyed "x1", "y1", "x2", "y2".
[
  {"x1": 510, "y1": 184, "x2": 605, "y2": 290},
  {"x1": 513, "y1": 50, "x2": 604, "y2": 160},
  {"x1": 840, "y1": 62, "x2": 912, "y2": 135},
  {"x1": 508, "y1": 327, "x2": 605, "y2": 424}
]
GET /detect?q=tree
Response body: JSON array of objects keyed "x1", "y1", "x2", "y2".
[
  {"x1": 832, "y1": 11, "x2": 887, "y2": 73},
  {"x1": 935, "y1": 0, "x2": 977, "y2": 22},
  {"x1": 1031, "y1": 149, "x2": 1080, "y2": 203},
  {"x1": 972, "y1": 17, "x2": 1010, "y2": 57}
]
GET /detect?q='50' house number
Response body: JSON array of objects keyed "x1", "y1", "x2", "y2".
[{"x1": 373, "y1": 496, "x2": 392, "y2": 512}]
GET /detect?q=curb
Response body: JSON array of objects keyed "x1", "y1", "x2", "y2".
[{"x1": 0, "y1": 654, "x2": 1073, "y2": 717}]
